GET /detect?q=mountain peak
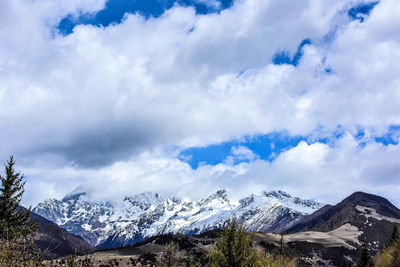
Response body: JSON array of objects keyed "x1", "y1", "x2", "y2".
[
  {"x1": 263, "y1": 190, "x2": 292, "y2": 199},
  {"x1": 338, "y1": 191, "x2": 400, "y2": 219},
  {"x1": 214, "y1": 189, "x2": 228, "y2": 197},
  {"x1": 62, "y1": 191, "x2": 87, "y2": 202},
  {"x1": 124, "y1": 192, "x2": 164, "y2": 210},
  {"x1": 345, "y1": 191, "x2": 392, "y2": 204},
  {"x1": 208, "y1": 189, "x2": 229, "y2": 201},
  {"x1": 286, "y1": 191, "x2": 400, "y2": 234},
  {"x1": 125, "y1": 191, "x2": 163, "y2": 200}
]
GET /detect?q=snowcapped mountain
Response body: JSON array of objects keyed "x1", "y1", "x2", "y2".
[{"x1": 33, "y1": 189, "x2": 323, "y2": 248}]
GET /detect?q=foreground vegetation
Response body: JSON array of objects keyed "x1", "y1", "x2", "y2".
[
  {"x1": 0, "y1": 156, "x2": 43, "y2": 266},
  {"x1": 374, "y1": 226, "x2": 400, "y2": 267},
  {"x1": 207, "y1": 218, "x2": 296, "y2": 267}
]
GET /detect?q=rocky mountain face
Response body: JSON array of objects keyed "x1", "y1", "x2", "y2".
[
  {"x1": 33, "y1": 189, "x2": 323, "y2": 249},
  {"x1": 29, "y1": 210, "x2": 94, "y2": 259},
  {"x1": 286, "y1": 191, "x2": 400, "y2": 233},
  {"x1": 282, "y1": 191, "x2": 400, "y2": 265}
]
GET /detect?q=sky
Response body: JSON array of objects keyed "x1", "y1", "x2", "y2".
[{"x1": 0, "y1": 0, "x2": 399, "y2": 207}]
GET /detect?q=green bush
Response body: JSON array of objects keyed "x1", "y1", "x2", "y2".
[
  {"x1": 208, "y1": 218, "x2": 296, "y2": 267},
  {"x1": 375, "y1": 226, "x2": 400, "y2": 267}
]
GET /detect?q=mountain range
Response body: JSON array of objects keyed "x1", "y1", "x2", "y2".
[
  {"x1": 30, "y1": 190, "x2": 400, "y2": 265},
  {"x1": 65, "y1": 191, "x2": 399, "y2": 266},
  {"x1": 33, "y1": 189, "x2": 323, "y2": 249}
]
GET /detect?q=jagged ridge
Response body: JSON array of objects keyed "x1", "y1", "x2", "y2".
[{"x1": 33, "y1": 189, "x2": 323, "y2": 249}]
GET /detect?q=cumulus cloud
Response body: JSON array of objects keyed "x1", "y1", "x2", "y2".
[
  {"x1": 0, "y1": 0, "x2": 399, "y2": 205},
  {"x1": 229, "y1": 146, "x2": 258, "y2": 162},
  {"x1": 22, "y1": 134, "x2": 400, "y2": 206}
]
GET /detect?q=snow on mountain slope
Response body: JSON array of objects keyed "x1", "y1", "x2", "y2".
[{"x1": 33, "y1": 189, "x2": 323, "y2": 248}]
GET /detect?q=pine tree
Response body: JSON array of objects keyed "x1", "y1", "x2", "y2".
[
  {"x1": 208, "y1": 218, "x2": 296, "y2": 267},
  {"x1": 358, "y1": 242, "x2": 373, "y2": 267},
  {"x1": 208, "y1": 218, "x2": 257, "y2": 267},
  {"x1": 0, "y1": 156, "x2": 41, "y2": 266},
  {"x1": 279, "y1": 233, "x2": 284, "y2": 255},
  {"x1": 0, "y1": 156, "x2": 36, "y2": 239},
  {"x1": 390, "y1": 225, "x2": 399, "y2": 244},
  {"x1": 157, "y1": 242, "x2": 180, "y2": 267},
  {"x1": 184, "y1": 253, "x2": 201, "y2": 267}
]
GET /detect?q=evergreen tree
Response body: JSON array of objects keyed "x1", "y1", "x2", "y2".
[
  {"x1": 157, "y1": 242, "x2": 180, "y2": 267},
  {"x1": 358, "y1": 242, "x2": 373, "y2": 267},
  {"x1": 184, "y1": 253, "x2": 201, "y2": 267},
  {"x1": 208, "y1": 218, "x2": 258, "y2": 267},
  {"x1": 390, "y1": 225, "x2": 399, "y2": 245},
  {"x1": 0, "y1": 156, "x2": 36, "y2": 239},
  {"x1": 208, "y1": 218, "x2": 296, "y2": 267},
  {"x1": 279, "y1": 233, "x2": 284, "y2": 255},
  {"x1": 0, "y1": 156, "x2": 41, "y2": 266}
]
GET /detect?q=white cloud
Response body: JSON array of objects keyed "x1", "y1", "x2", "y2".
[
  {"x1": 193, "y1": 0, "x2": 221, "y2": 9},
  {"x1": 0, "y1": 0, "x2": 398, "y2": 206},
  {"x1": 230, "y1": 145, "x2": 258, "y2": 161},
  {"x1": 22, "y1": 134, "x2": 400, "y2": 207}
]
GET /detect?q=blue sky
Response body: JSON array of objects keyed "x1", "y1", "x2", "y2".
[
  {"x1": 348, "y1": 1, "x2": 379, "y2": 22},
  {"x1": 180, "y1": 132, "x2": 305, "y2": 167},
  {"x1": 180, "y1": 127, "x2": 399, "y2": 169},
  {"x1": 272, "y1": 39, "x2": 312, "y2": 66},
  {"x1": 58, "y1": 0, "x2": 233, "y2": 35},
  {"x1": 57, "y1": 0, "x2": 377, "y2": 35},
  {"x1": 0, "y1": 0, "x2": 399, "y2": 206}
]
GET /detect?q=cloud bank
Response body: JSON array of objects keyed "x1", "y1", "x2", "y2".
[{"x1": 0, "y1": 0, "x2": 398, "y2": 205}]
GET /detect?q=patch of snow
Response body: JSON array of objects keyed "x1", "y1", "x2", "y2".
[
  {"x1": 344, "y1": 255, "x2": 354, "y2": 264},
  {"x1": 82, "y1": 224, "x2": 92, "y2": 231},
  {"x1": 254, "y1": 223, "x2": 363, "y2": 250},
  {"x1": 301, "y1": 252, "x2": 334, "y2": 266},
  {"x1": 355, "y1": 205, "x2": 400, "y2": 223},
  {"x1": 33, "y1": 189, "x2": 324, "y2": 247}
]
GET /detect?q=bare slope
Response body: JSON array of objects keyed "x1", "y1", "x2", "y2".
[{"x1": 30, "y1": 211, "x2": 94, "y2": 259}]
